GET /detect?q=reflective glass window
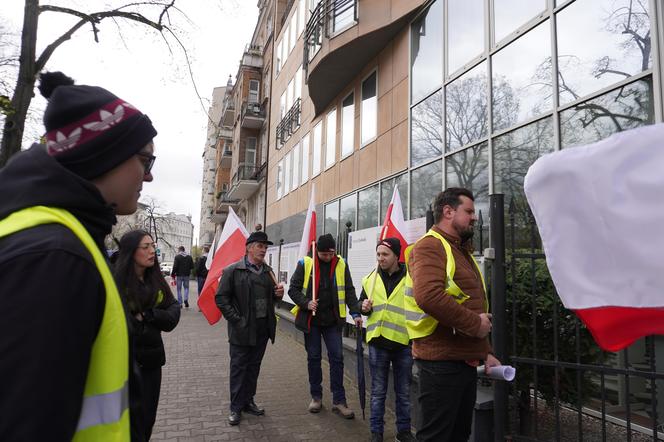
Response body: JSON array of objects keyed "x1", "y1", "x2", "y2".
[
  {"x1": 447, "y1": 0, "x2": 484, "y2": 75},
  {"x1": 446, "y1": 61, "x2": 487, "y2": 152},
  {"x1": 445, "y1": 143, "x2": 489, "y2": 214},
  {"x1": 339, "y1": 194, "x2": 357, "y2": 231},
  {"x1": 557, "y1": 0, "x2": 651, "y2": 105},
  {"x1": 493, "y1": 117, "x2": 553, "y2": 199},
  {"x1": 341, "y1": 93, "x2": 355, "y2": 157},
  {"x1": 312, "y1": 121, "x2": 322, "y2": 175},
  {"x1": 380, "y1": 174, "x2": 408, "y2": 222},
  {"x1": 326, "y1": 108, "x2": 337, "y2": 168},
  {"x1": 411, "y1": 160, "x2": 442, "y2": 219},
  {"x1": 494, "y1": 0, "x2": 546, "y2": 43},
  {"x1": 334, "y1": 0, "x2": 355, "y2": 32},
  {"x1": 492, "y1": 21, "x2": 551, "y2": 132},
  {"x1": 411, "y1": 0, "x2": 443, "y2": 104},
  {"x1": 301, "y1": 134, "x2": 310, "y2": 184},
  {"x1": 560, "y1": 78, "x2": 654, "y2": 148},
  {"x1": 411, "y1": 89, "x2": 443, "y2": 166},
  {"x1": 361, "y1": 72, "x2": 377, "y2": 145},
  {"x1": 358, "y1": 185, "x2": 379, "y2": 230},
  {"x1": 324, "y1": 200, "x2": 339, "y2": 236}
]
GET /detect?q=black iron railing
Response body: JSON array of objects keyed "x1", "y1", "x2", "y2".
[{"x1": 276, "y1": 98, "x2": 301, "y2": 146}]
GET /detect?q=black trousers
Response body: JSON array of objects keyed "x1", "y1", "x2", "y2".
[
  {"x1": 229, "y1": 318, "x2": 269, "y2": 412},
  {"x1": 415, "y1": 360, "x2": 477, "y2": 442},
  {"x1": 140, "y1": 366, "x2": 162, "y2": 441}
]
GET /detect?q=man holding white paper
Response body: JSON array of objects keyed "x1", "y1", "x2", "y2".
[{"x1": 405, "y1": 188, "x2": 500, "y2": 442}]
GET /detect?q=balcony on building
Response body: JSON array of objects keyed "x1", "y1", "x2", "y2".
[
  {"x1": 242, "y1": 44, "x2": 263, "y2": 69},
  {"x1": 276, "y1": 98, "x2": 301, "y2": 146},
  {"x1": 303, "y1": 0, "x2": 426, "y2": 115},
  {"x1": 219, "y1": 144, "x2": 233, "y2": 168},
  {"x1": 240, "y1": 101, "x2": 266, "y2": 129},
  {"x1": 221, "y1": 100, "x2": 235, "y2": 127},
  {"x1": 218, "y1": 126, "x2": 233, "y2": 141},
  {"x1": 227, "y1": 162, "x2": 266, "y2": 200},
  {"x1": 212, "y1": 191, "x2": 240, "y2": 223}
]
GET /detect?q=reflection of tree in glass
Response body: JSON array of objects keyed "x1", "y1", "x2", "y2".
[
  {"x1": 411, "y1": 90, "x2": 442, "y2": 165},
  {"x1": 411, "y1": 161, "x2": 441, "y2": 219},
  {"x1": 445, "y1": 143, "x2": 488, "y2": 202},
  {"x1": 358, "y1": 186, "x2": 379, "y2": 230}
]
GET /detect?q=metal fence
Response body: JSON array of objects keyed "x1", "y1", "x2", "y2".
[{"x1": 489, "y1": 193, "x2": 664, "y2": 441}]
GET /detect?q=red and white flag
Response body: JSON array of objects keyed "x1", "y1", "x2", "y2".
[
  {"x1": 379, "y1": 186, "x2": 408, "y2": 262},
  {"x1": 525, "y1": 123, "x2": 664, "y2": 352},
  {"x1": 198, "y1": 207, "x2": 249, "y2": 325},
  {"x1": 298, "y1": 184, "x2": 317, "y2": 259}
]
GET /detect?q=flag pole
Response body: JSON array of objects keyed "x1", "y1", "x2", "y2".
[{"x1": 311, "y1": 240, "x2": 317, "y2": 317}]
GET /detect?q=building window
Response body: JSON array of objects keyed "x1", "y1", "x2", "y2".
[
  {"x1": 339, "y1": 193, "x2": 356, "y2": 231},
  {"x1": 301, "y1": 133, "x2": 310, "y2": 184},
  {"x1": 447, "y1": 0, "x2": 484, "y2": 76},
  {"x1": 357, "y1": 184, "x2": 379, "y2": 230},
  {"x1": 286, "y1": 78, "x2": 294, "y2": 110},
  {"x1": 324, "y1": 199, "x2": 339, "y2": 237},
  {"x1": 333, "y1": 0, "x2": 355, "y2": 33},
  {"x1": 245, "y1": 137, "x2": 257, "y2": 165},
  {"x1": 325, "y1": 108, "x2": 337, "y2": 168},
  {"x1": 410, "y1": 0, "x2": 442, "y2": 104},
  {"x1": 445, "y1": 141, "x2": 489, "y2": 221},
  {"x1": 341, "y1": 93, "x2": 354, "y2": 157},
  {"x1": 411, "y1": 89, "x2": 442, "y2": 166},
  {"x1": 445, "y1": 61, "x2": 487, "y2": 152},
  {"x1": 312, "y1": 121, "x2": 322, "y2": 176},
  {"x1": 280, "y1": 91, "x2": 286, "y2": 118},
  {"x1": 298, "y1": 0, "x2": 306, "y2": 36},
  {"x1": 410, "y1": 161, "x2": 442, "y2": 219},
  {"x1": 380, "y1": 174, "x2": 408, "y2": 222},
  {"x1": 292, "y1": 142, "x2": 300, "y2": 190},
  {"x1": 494, "y1": 0, "x2": 545, "y2": 43},
  {"x1": 276, "y1": 160, "x2": 283, "y2": 199},
  {"x1": 361, "y1": 71, "x2": 377, "y2": 146},
  {"x1": 295, "y1": 66, "x2": 303, "y2": 101},
  {"x1": 277, "y1": 38, "x2": 283, "y2": 73},
  {"x1": 284, "y1": 151, "x2": 291, "y2": 196},
  {"x1": 248, "y1": 80, "x2": 260, "y2": 104},
  {"x1": 289, "y1": 14, "x2": 297, "y2": 53}
]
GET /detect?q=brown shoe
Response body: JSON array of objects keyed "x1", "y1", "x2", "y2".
[
  {"x1": 331, "y1": 403, "x2": 355, "y2": 419},
  {"x1": 308, "y1": 398, "x2": 322, "y2": 413}
]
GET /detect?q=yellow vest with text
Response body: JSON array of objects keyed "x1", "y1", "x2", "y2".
[
  {"x1": 290, "y1": 256, "x2": 347, "y2": 318},
  {"x1": 362, "y1": 270, "x2": 409, "y2": 346},
  {"x1": 404, "y1": 229, "x2": 487, "y2": 339},
  {"x1": 0, "y1": 206, "x2": 130, "y2": 442}
]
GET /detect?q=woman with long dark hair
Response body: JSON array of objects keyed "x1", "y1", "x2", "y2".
[{"x1": 114, "y1": 230, "x2": 180, "y2": 441}]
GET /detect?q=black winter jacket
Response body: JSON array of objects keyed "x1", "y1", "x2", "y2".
[
  {"x1": 0, "y1": 145, "x2": 119, "y2": 441},
  {"x1": 130, "y1": 294, "x2": 180, "y2": 369},
  {"x1": 215, "y1": 258, "x2": 279, "y2": 346},
  {"x1": 172, "y1": 253, "x2": 194, "y2": 277}
]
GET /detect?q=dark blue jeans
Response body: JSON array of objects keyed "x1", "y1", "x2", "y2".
[
  {"x1": 369, "y1": 344, "x2": 413, "y2": 434},
  {"x1": 304, "y1": 324, "x2": 346, "y2": 405}
]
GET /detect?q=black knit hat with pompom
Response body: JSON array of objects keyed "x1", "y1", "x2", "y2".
[{"x1": 39, "y1": 71, "x2": 157, "y2": 180}]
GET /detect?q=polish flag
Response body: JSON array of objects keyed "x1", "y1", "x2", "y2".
[
  {"x1": 524, "y1": 123, "x2": 664, "y2": 352},
  {"x1": 298, "y1": 184, "x2": 317, "y2": 259},
  {"x1": 198, "y1": 207, "x2": 249, "y2": 325},
  {"x1": 379, "y1": 186, "x2": 408, "y2": 262}
]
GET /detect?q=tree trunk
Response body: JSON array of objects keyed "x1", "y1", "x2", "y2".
[{"x1": 0, "y1": 0, "x2": 39, "y2": 168}]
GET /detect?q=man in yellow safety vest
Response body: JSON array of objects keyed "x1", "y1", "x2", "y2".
[
  {"x1": 405, "y1": 187, "x2": 500, "y2": 442},
  {"x1": 359, "y1": 237, "x2": 415, "y2": 442},
  {"x1": 0, "y1": 72, "x2": 158, "y2": 442}
]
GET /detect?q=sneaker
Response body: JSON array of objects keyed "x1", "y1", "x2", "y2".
[
  {"x1": 184, "y1": 300, "x2": 189, "y2": 308},
  {"x1": 371, "y1": 433, "x2": 383, "y2": 442},
  {"x1": 331, "y1": 402, "x2": 355, "y2": 419},
  {"x1": 395, "y1": 431, "x2": 416, "y2": 442},
  {"x1": 308, "y1": 398, "x2": 322, "y2": 413}
]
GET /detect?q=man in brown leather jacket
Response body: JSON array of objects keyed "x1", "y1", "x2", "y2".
[{"x1": 408, "y1": 187, "x2": 500, "y2": 442}]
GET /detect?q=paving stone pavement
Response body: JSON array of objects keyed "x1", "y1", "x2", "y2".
[{"x1": 151, "y1": 287, "x2": 399, "y2": 442}]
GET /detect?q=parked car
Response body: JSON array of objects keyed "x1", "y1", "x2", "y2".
[{"x1": 160, "y1": 261, "x2": 173, "y2": 276}]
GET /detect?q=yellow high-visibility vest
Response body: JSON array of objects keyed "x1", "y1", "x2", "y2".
[
  {"x1": 404, "y1": 229, "x2": 487, "y2": 339},
  {"x1": 362, "y1": 270, "x2": 409, "y2": 346},
  {"x1": 0, "y1": 206, "x2": 130, "y2": 441},
  {"x1": 290, "y1": 255, "x2": 347, "y2": 318}
]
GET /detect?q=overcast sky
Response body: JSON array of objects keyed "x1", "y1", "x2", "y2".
[{"x1": 0, "y1": 0, "x2": 259, "y2": 241}]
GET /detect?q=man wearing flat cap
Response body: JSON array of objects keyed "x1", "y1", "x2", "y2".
[
  {"x1": 216, "y1": 231, "x2": 284, "y2": 426},
  {"x1": 288, "y1": 233, "x2": 362, "y2": 419}
]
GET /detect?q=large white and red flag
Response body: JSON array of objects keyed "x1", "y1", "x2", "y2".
[
  {"x1": 380, "y1": 186, "x2": 408, "y2": 262},
  {"x1": 198, "y1": 207, "x2": 249, "y2": 325},
  {"x1": 298, "y1": 184, "x2": 317, "y2": 259},
  {"x1": 524, "y1": 123, "x2": 664, "y2": 352}
]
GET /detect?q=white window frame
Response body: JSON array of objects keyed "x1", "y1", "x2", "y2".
[
  {"x1": 301, "y1": 133, "x2": 310, "y2": 184},
  {"x1": 248, "y1": 79, "x2": 260, "y2": 104},
  {"x1": 325, "y1": 108, "x2": 337, "y2": 169},
  {"x1": 312, "y1": 121, "x2": 322, "y2": 176},
  {"x1": 298, "y1": 0, "x2": 306, "y2": 36},
  {"x1": 245, "y1": 137, "x2": 257, "y2": 165},
  {"x1": 360, "y1": 69, "x2": 378, "y2": 147},
  {"x1": 284, "y1": 151, "x2": 291, "y2": 196},
  {"x1": 280, "y1": 91, "x2": 286, "y2": 118},
  {"x1": 276, "y1": 160, "x2": 283, "y2": 199},
  {"x1": 341, "y1": 92, "x2": 355, "y2": 158},
  {"x1": 295, "y1": 66, "x2": 303, "y2": 101},
  {"x1": 292, "y1": 142, "x2": 300, "y2": 190},
  {"x1": 276, "y1": 39, "x2": 283, "y2": 73}
]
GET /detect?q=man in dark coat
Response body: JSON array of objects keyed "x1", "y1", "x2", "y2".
[
  {"x1": 216, "y1": 231, "x2": 284, "y2": 426},
  {"x1": 171, "y1": 245, "x2": 194, "y2": 307},
  {"x1": 195, "y1": 245, "x2": 210, "y2": 295}
]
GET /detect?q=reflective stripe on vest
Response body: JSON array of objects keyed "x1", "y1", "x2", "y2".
[
  {"x1": 0, "y1": 206, "x2": 130, "y2": 441},
  {"x1": 362, "y1": 271, "x2": 409, "y2": 346},
  {"x1": 290, "y1": 256, "x2": 347, "y2": 318},
  {"x1": 404, "y1": 229, "x2": 487, "y2": 340}
]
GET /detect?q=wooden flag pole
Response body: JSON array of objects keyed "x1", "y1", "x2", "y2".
[{"x1": 311, "y1": 240, "x2": 317, "y2": 316}]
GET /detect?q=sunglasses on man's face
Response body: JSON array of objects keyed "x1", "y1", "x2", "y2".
[{"x1": 137, "y1": 152, "x2": 156, "y2": 175}]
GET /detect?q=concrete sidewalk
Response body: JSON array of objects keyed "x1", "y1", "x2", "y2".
[{"x1": 151, "y1": 289, "x2": 399, "y2": 441}]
